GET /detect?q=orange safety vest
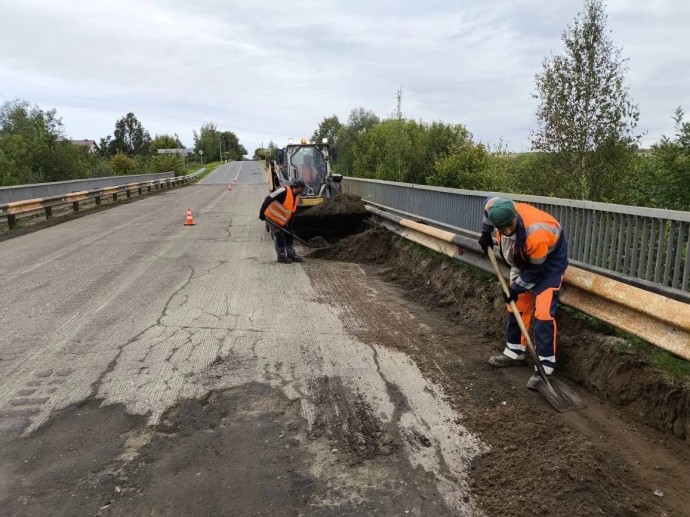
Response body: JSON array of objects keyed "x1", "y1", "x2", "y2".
[
  {"x1": 264, "y1": 187, "x2": 299, "y2": 227},
  {"x1": 502, "y1": 203, "x2": 562, "y2": 265}
]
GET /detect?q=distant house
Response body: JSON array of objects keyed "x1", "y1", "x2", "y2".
[{"x1": 71, "y1": 139, "x2": 98, "y2": 153}]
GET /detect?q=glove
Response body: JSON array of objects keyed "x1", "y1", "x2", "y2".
[
  {"x1": 259, "y1": 212, "x2": 266, "y2": 221},
  {"x1": 478, "y1": 231, "x2": 494, "y2": 255},
  {"x1": 503, "y1": 287, "x2": 519, "y2": 304}
]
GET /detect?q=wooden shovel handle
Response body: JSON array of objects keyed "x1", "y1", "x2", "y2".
[{"x1": 486, "y1": 248, "x2": 550, "y2": 381}]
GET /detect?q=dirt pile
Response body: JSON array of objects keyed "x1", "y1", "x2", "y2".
[
  {"x1": 309, "y1": 226, "x2": 394, "y2": 263},
  {"x1": 296, "y1": 193, "x2": 368, "y2": 217},
  {"x1": 307, "y1": 236, "x2": 329, "y2": 248}
]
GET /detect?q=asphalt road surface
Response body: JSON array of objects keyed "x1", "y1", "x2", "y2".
[{"x1": 0, "y1": 161, "x2": 484, "y2": 516}]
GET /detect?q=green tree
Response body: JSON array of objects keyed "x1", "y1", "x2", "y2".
[
  {"x1": 107, "y1": 113, "x2": 152, "y2": 157},
  {"x1": 427, "y1": 143, "x2": 494, "y2": 190},
  {"x1": 0, "y1": 99, "x2": 90, "y2": 185},
  {"x1": 150, "y1": 133, "x2": 183, "y2": 154},
  {"x1": 194, "y1": 123, "x2": 221, "y2": 162},
  {"x1": 253, "y1": 148, "x2": 268, "y2": 161},
  {"x1": 530, "y1": 0, "x2": 640, "y2": 201},
  {"x1": 311, "y1": 115, "x2": 342, "y2": 146},
  {"x1": 193, "y1": 125, "x2": 247, "y2": 162},
  {"x1": 621, "y1": 107, "x2": 690, "y2": 210},
  {"x1": 98, "y1": 136, "x2": 112, "y2": 158},
  {"x1": 220, "y1": 130, "x2": 246, "y2": 161},
  {"x1": 266, "y1": 140, "x2": 278, "y2": 161},
  {"x1": 336, "y1": 108, "x2": 380, "y2": 175},
  {"x1": 350, "y1": 118, "x2": 432, "y2": 184}
]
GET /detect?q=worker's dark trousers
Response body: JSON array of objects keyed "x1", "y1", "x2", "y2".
[
  {"x1": 268, "y1": 223, "x2": 295, "y2": 259},
  {"x1": 504, "y1": 268, "x2": 565, "y2": 375}
]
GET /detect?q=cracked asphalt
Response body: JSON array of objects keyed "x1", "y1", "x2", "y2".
[{"x1": 0, "y1": 161, "x2": 485, "y2": 516}]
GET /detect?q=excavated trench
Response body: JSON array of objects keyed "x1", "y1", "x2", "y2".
[{"x1": 308, "y1": 225, "x2": 690, "y2": 516}]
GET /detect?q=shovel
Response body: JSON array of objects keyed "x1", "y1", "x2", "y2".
[{"x1": 487, "y1": 248, "x2": 585, "y2": 413}]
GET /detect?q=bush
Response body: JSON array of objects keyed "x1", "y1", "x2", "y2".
[
  {"x1": 427, "y1": 144, "x2": 493, "y2": 190},
  {"x1": 109, "y1": 152, "x2": 139, "y2": 175},
  {"x1": 91, "y1": 160, "x2": 114, "y2": 177},
  {"x1": 149, "y1": 154, "x2": 184, "y2": 176}
]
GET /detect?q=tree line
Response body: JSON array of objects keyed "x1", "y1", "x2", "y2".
[
  {"x1": 303, "y1": 0, "x2": 688, "y2": 211},
  {"x1": 0, "y1": 103, "x2": 247, "y2": 186}
]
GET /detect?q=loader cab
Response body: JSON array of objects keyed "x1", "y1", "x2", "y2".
[{"x1": 268, "y1": 138, "x2": 343, "y2": 210}]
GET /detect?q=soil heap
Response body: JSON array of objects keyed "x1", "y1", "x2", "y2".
[{"x1": 295, "y1": 193, "x2": 368, "y2": 217}]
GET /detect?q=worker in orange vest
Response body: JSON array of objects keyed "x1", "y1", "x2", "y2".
[
  {"x1": 478, "y1": 196, "x2": 569, "y2": 390},
  {"x1": 259, "y1": 179, "x2": 306, "y2": 263}
]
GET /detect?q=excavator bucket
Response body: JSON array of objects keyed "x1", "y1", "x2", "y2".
[{"x1": 291, "y1": 194, "x2": 369, "y2": 240}]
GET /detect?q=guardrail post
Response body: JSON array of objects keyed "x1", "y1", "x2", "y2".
[
  {"x1": 147, "y1": 185, "x2": 151, "y2": 193},
  {"x1": 45, "y1": 206, "x2": 52, "y2": 219},
  {"x1": 8, "y1": 214, "x2": 16, "y2": 230},
  {"x1": 138, "y1": 187, "x2": 142, "y2": 195},
  {"x1": 112, "y1": 193, "x2": 117, "y2": 202},
  {"x1": 95, "y1": 196, "x2": 101, "y2": 206},
  {"x1": 126, "y1": 190, "x2": 131, "y2": 199},
  {"x1": 72, "y1": 201, "x2": 79, "y2": 213}
]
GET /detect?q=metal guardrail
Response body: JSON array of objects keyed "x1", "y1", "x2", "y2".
[
  {"x1": 0, "y1": 168, "x2": 206, "y2": 230},
  {"x1": 0, "y1": 172, "x2": 175, "y2": 204},
  {"x1": 366, "y1": 205, "x2": 690, "y2": 361},
  {"x1": 343, "y1": 178, "x2": 690, "y2": 296}
]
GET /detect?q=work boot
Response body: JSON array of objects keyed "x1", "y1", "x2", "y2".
[
  {"x1": 287, "y1": 247, "x2": 303, "y2": 262},
  {"x1": 526, "y1": 372, "x2": 544, "y2": 391},
  {"x1": 277, "y1": 248, "x2": 293, "y2": 263},
  {"x1": 488, "y1": 354, "x2": 526, "y2": 368}
]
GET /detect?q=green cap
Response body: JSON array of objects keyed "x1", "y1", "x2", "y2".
[{"x1": 488, "y1": 198, "x2": 516, "y2": 227}]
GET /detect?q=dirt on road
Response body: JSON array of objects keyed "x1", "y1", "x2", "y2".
[
  {"x1": 0, "y1": 381, "x2": 455, "y2": 517},
  {"x1": 309, "y1": 226, "x2": 690, "y2": 516}
]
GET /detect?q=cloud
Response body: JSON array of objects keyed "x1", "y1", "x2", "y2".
[{"x1": 1, "y1": 0, "x2": 688, "y2": 153}]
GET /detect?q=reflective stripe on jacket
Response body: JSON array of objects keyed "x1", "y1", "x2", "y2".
[{"x1": 264, "y1": 187, "x2": 298, "y2": 227}]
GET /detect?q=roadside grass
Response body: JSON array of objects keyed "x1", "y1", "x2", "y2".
[{"x1": 188, "y1": 161, "x2": 222, "y2": 183}]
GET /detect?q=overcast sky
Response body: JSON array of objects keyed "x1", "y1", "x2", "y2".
[{"x1": 1, "y1": 0, "x2": 689, "y2": 155}]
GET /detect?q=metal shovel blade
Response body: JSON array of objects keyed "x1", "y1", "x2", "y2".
[{"x1": 534, "y1": 376, "x2": 586, "y2": 413}]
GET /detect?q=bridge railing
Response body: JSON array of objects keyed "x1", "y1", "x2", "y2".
[{"x1": 343, "y1": 177, "x2": 690, "y2": 298}]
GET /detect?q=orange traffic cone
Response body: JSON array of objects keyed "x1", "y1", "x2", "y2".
[{"x1": 184, "y1": 208, "x2": 196, "y2": 226}]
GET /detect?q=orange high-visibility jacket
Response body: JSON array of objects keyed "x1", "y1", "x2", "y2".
[
  {"x1": 264, "y1": 186, "x2": 299, "y2": 227},
  {"x1": 482, "y1": 197, "x2": 567, "y2": 292},
  {"x1": 510, "y1": 202, "x2": 562, "y2": 266}
]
